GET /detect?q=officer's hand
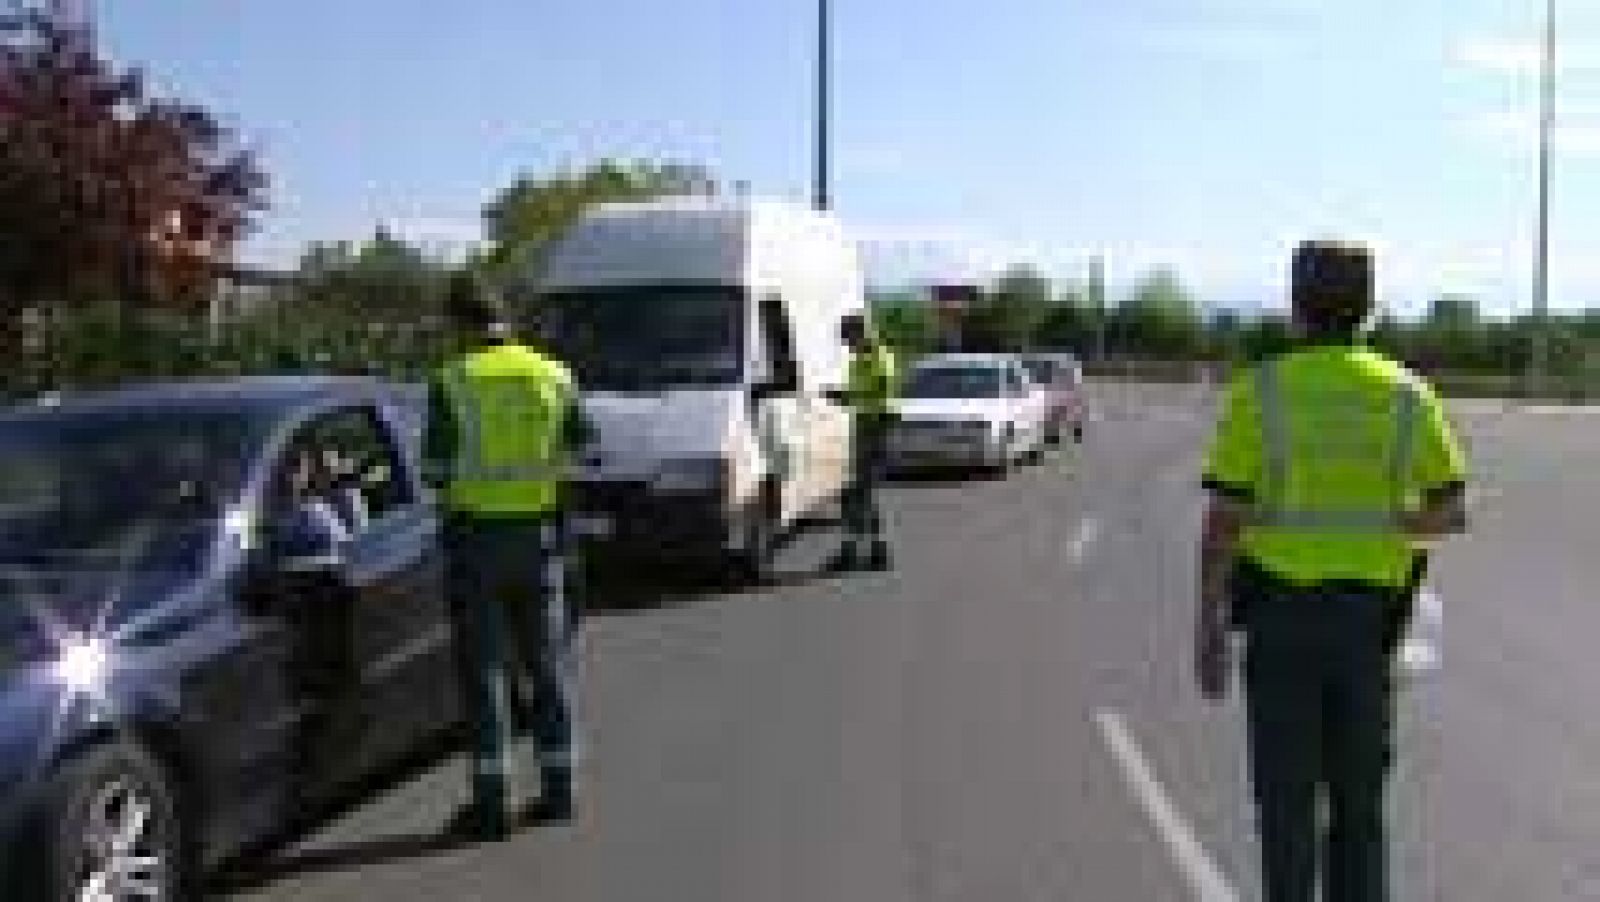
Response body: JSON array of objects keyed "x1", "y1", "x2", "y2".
[{"x1": 1195, "y1": 623, "x2": 1232, "y2": 702}]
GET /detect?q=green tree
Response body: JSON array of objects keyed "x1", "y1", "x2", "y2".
[
  {"x1": 870, "y1": 290, "x2": 936, "y2": 356},
  {"x1": 961, "y1": 264, "x2": 1053, "y2": 352},
  {"x1": 295, "y1": 227, "x2": 447, "y2": 316},
  {"x1": 0, "y1": 7, "x2": 266, "y2": 361},
  {"x1": 482, "y1": 159, "x2": 715, "y2": 274},
  {"x1": 1412, "y1": 295, "x2": 1486, "y2": 371},
  {"x1": 1034, "y1": 282, "x2": 1098, "y2": 355},
  {"x1": 1110, "y1": 269, "x2": 1203, "y2": 359},
  {"x1": 1205, "y1": 307, "x2": 1245, "y2": 363},
  {"x1": 219, "y1": 228, "x2": 454, "y2": 378},
  {"x1": 1240, "y1": 313, "x2": 1295, "y2": 362}
]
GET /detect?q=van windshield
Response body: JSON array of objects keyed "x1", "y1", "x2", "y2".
[{"x1": 536, "y1": 286, "x2": 745, "y2": 391}]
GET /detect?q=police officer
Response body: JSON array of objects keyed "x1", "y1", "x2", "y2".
[
  {"x1": 423, "y1": 272, "x2": 588, "y2": 839},
  {"x1": 1196, "y1": 241, "x2": 1469, "y2": 902},
  {"x1": 828, "y1": 313, "x2": 900, "y2": 572}
]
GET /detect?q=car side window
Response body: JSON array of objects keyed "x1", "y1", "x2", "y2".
[{"x1": 277, "y1": 406, "x2": 413, "y2": 540}]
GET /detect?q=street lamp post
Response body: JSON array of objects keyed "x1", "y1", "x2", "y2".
[
  {"x1": 1529, "y1": 0, "x2": 1556, "y2": 398},
  {"x1": 814, "y1": 0, "x2": 831, "y2": 211},
  {"x1": 1089, "y1": 255, "x2": 1107, "y2": 364}
]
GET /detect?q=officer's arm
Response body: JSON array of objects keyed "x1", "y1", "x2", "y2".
[
  {"x1": 826, "y1": 354, "x2": 861, "y2": 407},
  {"x1": 420, "y1": 374, "x2": 457, "y2": 491},
  {"x1": 1404, "y1": 482, "x2": 1468, "y2": 538},
  {"x1": 1197, "y1": 371, "x2": 1262, "y2": 627},
  {"x1": 1199, "y1": 495, "x2": 1249, "y2": 626},
  {"x1": 1401, "y1": 383, "x2": 1470, "y2": 538}
]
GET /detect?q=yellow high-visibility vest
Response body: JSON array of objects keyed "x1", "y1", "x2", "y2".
[
  {"x1": 1203, "y1": 344, "x2": 1468, "y2": 588},
  {"x1": 848, "y1": 344, "x2": 899, "y2": 418},
  {"x1": 437, "y1": 343, "x2": 574, "y2": 516}
]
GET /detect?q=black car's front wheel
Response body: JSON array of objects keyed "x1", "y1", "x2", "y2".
[{"x1": 34, "y1": 741, "x2": 188, "y2": 902}]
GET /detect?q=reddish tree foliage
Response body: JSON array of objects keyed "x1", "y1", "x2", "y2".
[{"x1": 0, "y1": 7, "x2": 267, "y2": 316}]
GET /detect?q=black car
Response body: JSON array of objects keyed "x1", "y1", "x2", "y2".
[{"x1": 0, "y1": 377, "x2": 458, "y2": 900}]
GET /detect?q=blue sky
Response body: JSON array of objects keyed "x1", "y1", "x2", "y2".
[{"x1": 96, "y1": 0, "x2": 1600, "y2": 316}]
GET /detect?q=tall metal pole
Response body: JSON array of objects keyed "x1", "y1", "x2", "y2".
[
  {"x1": 1090, "y1": 255, "x2": 1107, "y2": 363},
  {"x1": 814, "y1": 0, "x2": 831, "y2": 210},
  {"x1": 1530, "y1": 0, "x2": 1556, "y2": 398}
]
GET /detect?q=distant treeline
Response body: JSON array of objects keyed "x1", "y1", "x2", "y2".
[
  {"x1": 870, "y1": 266, "x2": 1600, "y2": 399},
  {"x1": 8, "y1": 250, "x2": 1598, "y2": 402}
]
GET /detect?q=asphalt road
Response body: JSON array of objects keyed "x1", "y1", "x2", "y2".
[{"x1": 218, "y1": 382, "x2": 1593, "y2": 901}]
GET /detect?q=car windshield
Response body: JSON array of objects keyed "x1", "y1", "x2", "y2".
[
  {"x1": 0, "y1": 411, "x2": 255, "y2": 572},
  {"x1": 904, "y1": 366, "x2": 1004, "y2": 400},
  {"x1": 537, "y1": 286, "x2": 745, "y2": 391}
]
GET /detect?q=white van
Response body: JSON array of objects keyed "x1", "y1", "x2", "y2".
[{"x1": 517, "y1": 197, "x2": 864, "y2": 578}]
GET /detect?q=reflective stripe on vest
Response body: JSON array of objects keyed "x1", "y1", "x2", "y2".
[{"x1": 1252, "y1": 360, "x2": 1420, "y2": 534}]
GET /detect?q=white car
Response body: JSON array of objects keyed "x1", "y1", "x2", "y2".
[{"x1": 889, "y1": 354, "x2": 1050, "y2": 474}]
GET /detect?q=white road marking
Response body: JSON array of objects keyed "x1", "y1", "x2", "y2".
[
  {"x1": 1417, "y1": 588, "x2": 1443, "y2": 622},
  {"x1": 1093, "y1": 708, "x2": 1241, "y2": 902},
  {"x1": 1069, "y1": 516, "x2": 1102, "y2": 560},
  {"x1": 1398, "y1": 589, "x2": 1444, "y2": 677}
]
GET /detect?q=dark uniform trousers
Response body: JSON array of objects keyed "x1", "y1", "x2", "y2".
[
  {"x1": 444, "y1": 512, "x2": 577, "y2": 822},
  {"x1": 1237, "y1": 560, "x2": 1409, "y2": 902},
  {"x1": 841, "y1": 413, "x2": 892, "y2": 552}
]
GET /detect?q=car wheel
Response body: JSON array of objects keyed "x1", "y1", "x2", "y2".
[
  {"x1": 1072, "y1": 423, "x2": 1085, "y2": 444},
  {"x1": 34, "y1": 741, "x2": 189, "y2": 902},
  {"x1": 728, "y1": 484, "x2": 780, "y2": 586},
  {"x1": 1024, "y1": 438, "x2": 1046, "y2": 466}
]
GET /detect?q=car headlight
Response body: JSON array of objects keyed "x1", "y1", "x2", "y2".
[{"x1": 652, "y1": 459, "x2": 726, "y2": 494}]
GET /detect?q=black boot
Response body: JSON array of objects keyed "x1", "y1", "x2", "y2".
[
  {"x1": 864, "y1": 542, "x2": 893, "y2": 571},
  {"x1": 825, "y1": 545, "x2": 861, "y2": 573},
  {"x1": 533, "y1": 764, "x2": 576, "y2": 823}
]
